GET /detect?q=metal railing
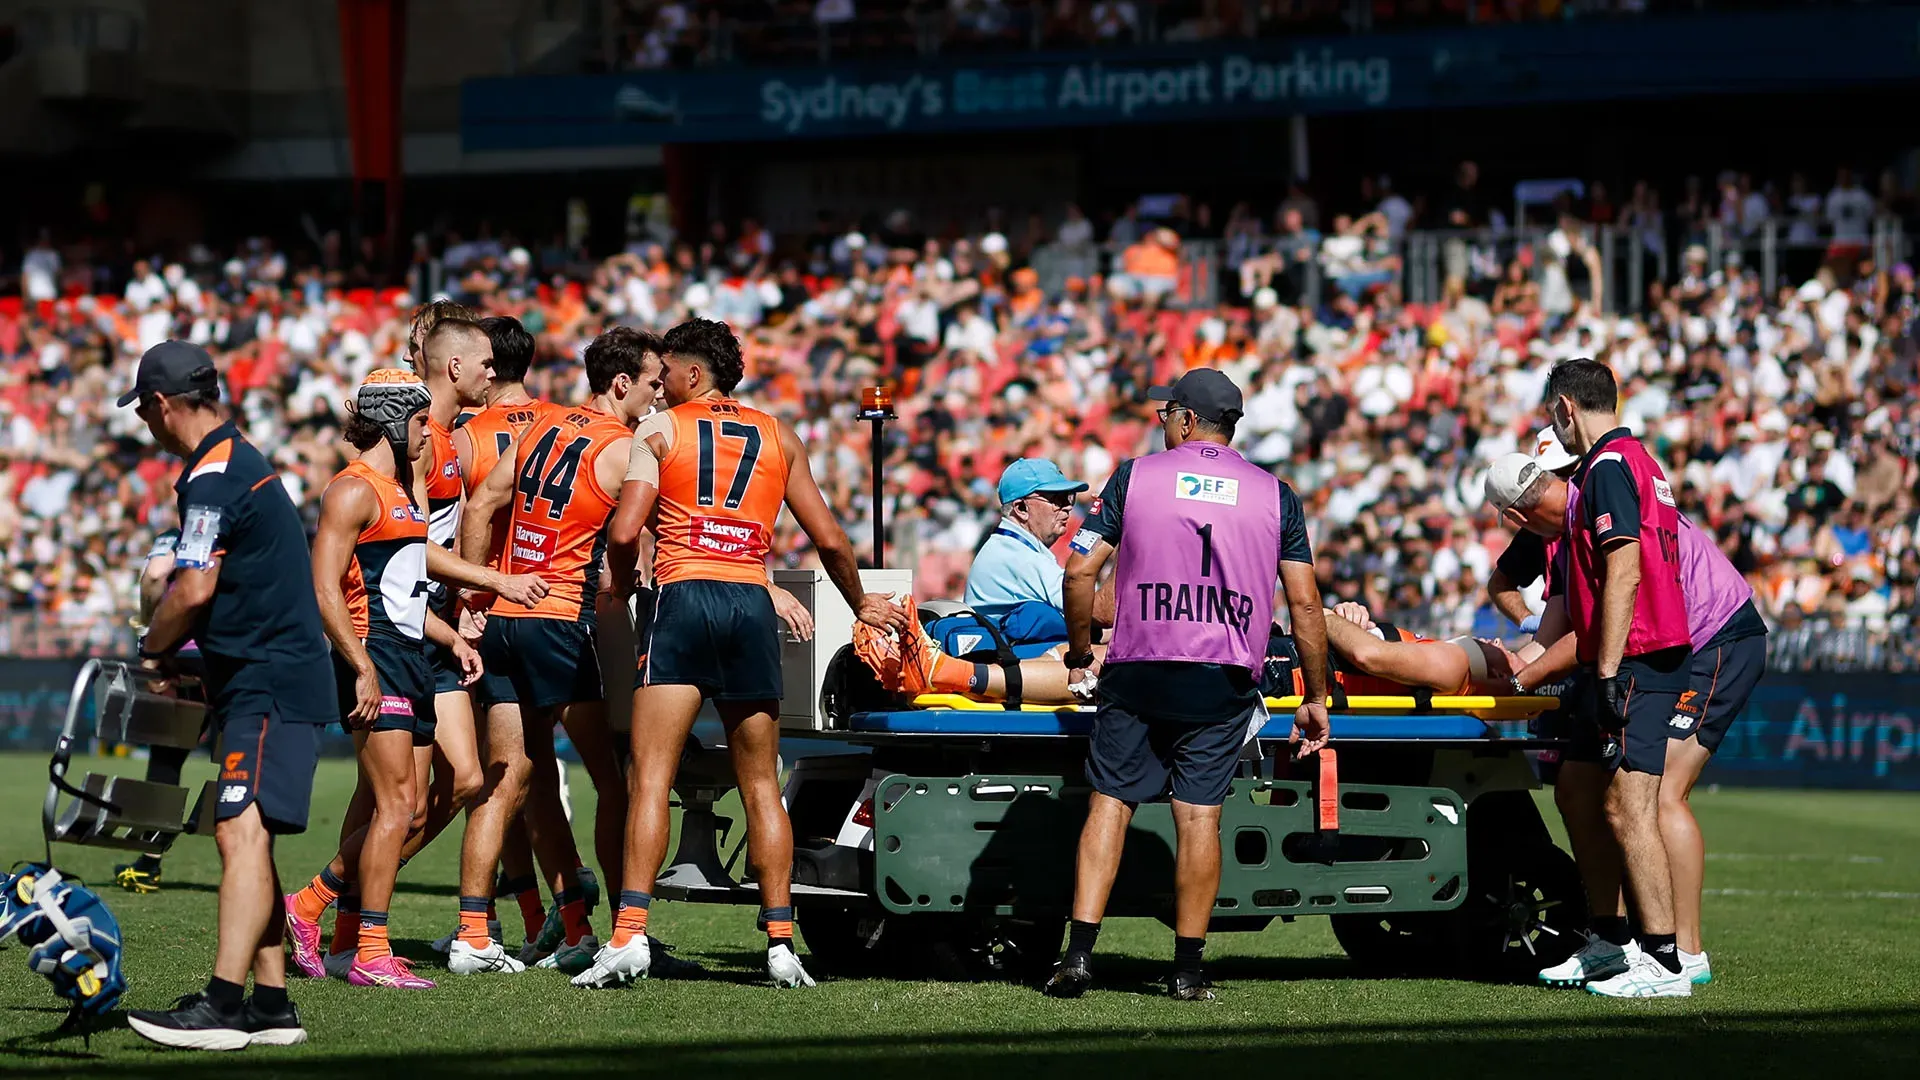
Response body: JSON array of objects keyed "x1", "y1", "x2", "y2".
[
  {"x1": 1400, "y1": 216, "x2": 1911, "y2": 314},
  {"x1": 0, "y1": 614, "x2": 136, "y2": 660},
  {"x1": 610, "y1": 1, "x2": 1887, "y2": 70}
]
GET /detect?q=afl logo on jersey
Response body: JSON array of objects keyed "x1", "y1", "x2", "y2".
[
  {"x1": 442, "y1": 461, "x2": 458, "y2": 478},
  {"x1": 391, "y1": 507, "x2": 409, "y2": 520}
]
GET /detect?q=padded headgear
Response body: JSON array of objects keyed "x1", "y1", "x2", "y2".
[
  {"x1": 1, "y1": 864, "x2": 126, "y2": 1018},
  {"x1": 355, "y1": 368, "x2": 431, "y2": 447}
]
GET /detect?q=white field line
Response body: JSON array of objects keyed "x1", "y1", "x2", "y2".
[
  {"x1": 1704, "y1": 888, "x2": 1920, "y2": 901},
  {"x1": 1705, "y1": 853, "x2": 1886, "y2": 863}
]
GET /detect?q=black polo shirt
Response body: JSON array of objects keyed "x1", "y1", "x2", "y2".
[{"x1": 171, "y1": 420, "x2": 336, "y2": 725}]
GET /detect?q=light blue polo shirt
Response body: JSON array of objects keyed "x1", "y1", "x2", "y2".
[{"x1": 964, "y1": 519, "x2": 1064, "y2": 611}]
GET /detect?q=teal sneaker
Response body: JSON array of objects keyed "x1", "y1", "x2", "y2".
[
  {"x1": 1682, "y1": 950, "x2": 1712, "y2": 985},
  {"x1": 537, "y1": 936, "x2": 601, "y2": 975}
]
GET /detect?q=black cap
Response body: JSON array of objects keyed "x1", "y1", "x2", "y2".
[
  {"x1": 1148, "y1": 368, "x2": 1243, "y2": 424},
  {"x1": 117, "y1": 341, "x2": 219, "y2": 408}
]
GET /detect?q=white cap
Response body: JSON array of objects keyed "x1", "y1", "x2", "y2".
[
  {"x1": 1734, "y1": 422, "x2": 1759, "y2": 441},
  {"x1": 1253, "y1": 286, "x2": 1279, "y2": 309},
  {"x1": 1812, "y1": 430, "x2": 1836, "y2": 450},
  {"x1": 1531, "y1": 427, "x2": 1579, "y2": 472},
  {"x1": 979, "y1": 232, "x2": 1008, "y2": 256},
  {"x1": 507, "y1": 247, "x2": 531, "y2": 268},
  {"x1": 1797, "y1": 279, "x2": 1826, "y2": 302},
  {"x1": 1485, "y1": 452, "x2": 1545, "y2": 513},
  {"x1": 843, "y1": 232, "x2": 867, "y2": 250}
]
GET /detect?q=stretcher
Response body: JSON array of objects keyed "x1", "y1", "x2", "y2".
[
  {"x1": 41, "y1": 660, "x2": 214, "y2": 854},
  {"x1": 664, "y1": 581, "x2": 1590, "y2": 983}
]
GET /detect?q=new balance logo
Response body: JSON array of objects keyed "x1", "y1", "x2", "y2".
[
  {"x1": 1669, "y1": 714, "x2": 1696, "y2": 730},
  {"x1": 220, "y1": 785, "x2": 248, "y2": 804}
]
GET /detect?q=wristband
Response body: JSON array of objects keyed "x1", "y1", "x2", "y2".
[
  {"x1": 1063, "y1": 650, "x2": 1096, "y2": 670},
  {"x1": 1510, "y1": 674, "x2": 1528, "y2": 696}
]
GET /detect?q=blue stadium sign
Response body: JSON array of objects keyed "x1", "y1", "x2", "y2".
[{"x1": 463, "y1": 8, "x2": 1920, "y2": 150}]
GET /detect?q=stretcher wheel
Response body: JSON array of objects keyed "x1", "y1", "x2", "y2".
[
  {"x1": 1330, "y1": 911, "x2": 1458, "y2": 974},
  {"x1": 797, "y1": 906, "x2": 888, "y2": 978},
  {"x1": 1459, "y1": 842, "x2": 1586, "y2": 982},
  {"x1": 797, "y1": 907, "x2": 1065, "y2": 983}
]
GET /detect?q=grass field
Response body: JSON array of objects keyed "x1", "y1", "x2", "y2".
[{"x1": 1, "y1": 750, "x2": 1916, "y2": 1079}]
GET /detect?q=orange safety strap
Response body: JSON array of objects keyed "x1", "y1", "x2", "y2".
[{"x1": 1317, "y1": 748, "x2": 1339, "y2": 832}]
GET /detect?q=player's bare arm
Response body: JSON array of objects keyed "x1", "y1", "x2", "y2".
[
  {"x1": 459, "y1": 451, "x2": 519, "y2": 587},
  {"x1": 608, "y1": 414, "x2": 670, "y2": 598},
  {"x1": 425, "y1": 608, "x2": 482, "y2": 685},
  {"x1": 778, "y1": 419, "x2": 903, "y2": 632},
  {"x1": 426, "y1": 543, "x2": 547, "y2": 607},
  {"x1": 313, "y1": 473, "x2": 382, "y2": 728}
]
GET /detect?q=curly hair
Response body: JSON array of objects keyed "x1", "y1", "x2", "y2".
[{"x1": 662, "y1": 318, "x2": 745, "y2": 395}]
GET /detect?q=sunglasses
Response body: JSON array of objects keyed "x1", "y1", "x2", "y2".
[
  {"x1": 1157, "y1": 405, "x2": 1190, "y2": 422},
  {"x1": 1023, "y1": 491, "x2": 1075, "y2": 509}
]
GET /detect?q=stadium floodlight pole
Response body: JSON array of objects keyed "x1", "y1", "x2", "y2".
[{"x1": 857, "y1": 385, "x2": 895, "y2": 568}]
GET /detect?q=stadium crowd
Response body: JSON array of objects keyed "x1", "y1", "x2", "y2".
[{"x1": 2, "y1": 164, "x2": 1915, "y2": 663}]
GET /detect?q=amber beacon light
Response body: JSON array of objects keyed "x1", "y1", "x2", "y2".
[{"x1": 858, "y1": 385, "x2": 895, "y2": 567}]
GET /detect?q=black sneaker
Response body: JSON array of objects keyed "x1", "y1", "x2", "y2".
[
  {"x1": 243, "y1": 997, "x2": 309, "y2": 1047},
  {"x1": 1168, "y1": 970, "x2": 1216, "y2": 1002},
  {"x1": 647, "y1": 936, "x2": 707, "y2": 980},
  {"x1": 126, "y1": 992, "x2": 250, "y2": 1051},
  {"x1": 1042, "y1": 954, "x2": 1093, "y2": 998}
]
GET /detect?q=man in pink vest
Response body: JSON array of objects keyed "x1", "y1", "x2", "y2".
[
  {"x1": 1545, "y1": 358, "x2": 1696, "y2": 999},
  {"x1": 1047, "y1": 369, "x2": 1332, "y2": 1002}
]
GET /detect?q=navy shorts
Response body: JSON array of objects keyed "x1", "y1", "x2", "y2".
[
  {"x1": 1085, "y1": 701, "x2": 1256, "y2": 807},
  {"x1": 333, "y1": 637, "x2": 436, "y2": 745},
  {"x1": 429, "y1": 643, "x2": 466, "y2": 696},
  {"x1": 638, "y1": 581, "x2": 782, "y2": 702},
  {"x1": 1670, "y1": 632, "x2": 1767, "y2": 753},
  {"x1": 481, "y1": 616, "x2": 601, "y2": 710},
  {"x1": 214, "y1": 705, "x2": 320, "y2": 834}
]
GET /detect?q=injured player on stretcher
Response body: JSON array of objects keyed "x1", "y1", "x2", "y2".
[{"x1": 854, "y1": 595, "x2": 1534, "y2": 707}]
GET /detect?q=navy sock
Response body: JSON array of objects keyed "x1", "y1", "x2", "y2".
[
  {"x1": 967, "y1": 664, "x2": 989, "y2": 694},
  {"x1": 1174, "y1": 936, "x2": 1205, "y2": 974},
  {"x1": 1640, "y1": 932, "x2": 1682, "y2": 974},
  {"x1": 1592, "y1": 916, "x2": 1632, "y2": 947},
  {"x1": 358, "y1": 909, "x2": 390, "y2": 928},
  {"x1": 459, "y1": 895, "x2": 490, "y2": 914},
  {"x1": 204, "y1": 976, "x2": 244, "y2": 1013},
  {"x1": 251, "y1": 982, "x2": 288, "y2": 1014},
  {"x1": 620, "y1": 890, "x2": 653, "y2": 910},
  {"x1": 1066, "y1": 919, "x2": 1100, "y2": 962},
  {"x1": 317, "y1": 865, "x2": 348, "y2": 894}
]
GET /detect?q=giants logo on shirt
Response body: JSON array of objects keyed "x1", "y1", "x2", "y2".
[
  {"x1": 1176, "y1": 473, "x2": 1239, "y2": 505},
  {"x1": 511, "y1": 522, "x2": 560, "y2": 568},
  {"x1": 691, "y1": 516, "x2": 764, "y2": 558}
]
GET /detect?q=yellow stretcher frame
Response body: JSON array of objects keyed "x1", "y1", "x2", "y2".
[{"x1": 909, "y1": 693, "x2": 1559, "y2": 722}]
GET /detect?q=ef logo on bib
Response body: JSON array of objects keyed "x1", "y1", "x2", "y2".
[{"x1": 1175, "y1": 472, "x2": 1239, "y2": 506}]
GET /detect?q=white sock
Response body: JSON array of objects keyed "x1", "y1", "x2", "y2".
[{"x1": 1679, "y1": 949, "x2": 1707, "y2": 962}]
